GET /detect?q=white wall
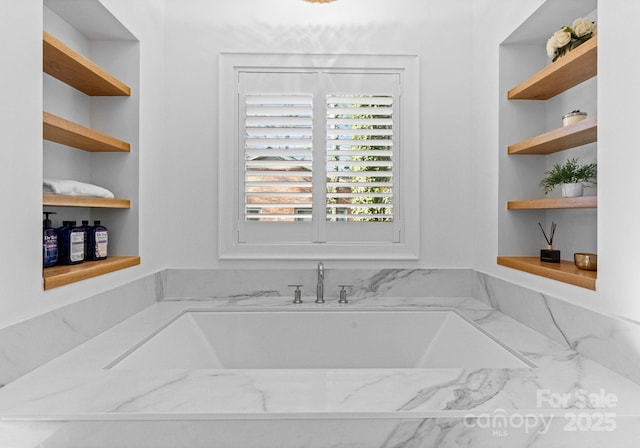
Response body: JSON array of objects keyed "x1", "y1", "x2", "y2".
[
  {"x1": 0, "y1": 0, "x2": 44, "y2": 327},
  {"x1": 6, "y1": 0, "x2": 635, "y2": 330},
  {"x1": 597, "y1": 0, "x2": 640, "y2": 321},
  {"x1": 472, "y1": 0, "x2": 640, "y2": 323},
  {"x1": 100, "y1": 0, "x2": 168, "y2": 270},
  {"x1": 0, "y1": 0, "x2": 166, "y2": 329},
  {"x1": 162, "y1": 0, "x2": 475, "y2": 269},
  {"x1": 3, "y1": 0, "x2": 476, "y2": 328}
]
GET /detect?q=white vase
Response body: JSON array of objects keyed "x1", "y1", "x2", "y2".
[{"x1": 561, "y1": 182, "x2": 584, "y2": 198}]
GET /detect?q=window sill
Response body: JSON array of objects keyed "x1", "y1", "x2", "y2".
[{"x1": 218, "y1": 241, "x2": 419, "y2": 261}]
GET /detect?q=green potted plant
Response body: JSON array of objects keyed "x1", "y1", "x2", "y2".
[{"x1": 539, "y1": 157, "x2": 597, "y2": 197}]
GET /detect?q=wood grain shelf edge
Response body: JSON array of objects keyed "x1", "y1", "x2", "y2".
[
  {"x1": 508, "y1": 117, "x2": 597, "y2": 155},
  {"x1": 43, "y1": 31, "x2": 131, "y2": 96},
  {"x1": 43, "y1": 112, "x2": 130, "y2": 153},
  {"x1": 497, "y1": 256, "x2": 596, "y2": 290},
  {"x1": 43, "y1": 256, "x2": 141, "y2": 290},
  {"x1": 43, "y1": 194, "x2": 131, "y2": 209},
  {"x1": 507, "y1": 196, "x2": 597, "y2": 210},
  {"x1": 507, "y1": 36, "x2": 597, "y2": 100}
]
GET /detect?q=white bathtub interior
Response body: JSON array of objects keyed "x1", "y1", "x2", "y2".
[{"x1": 108, "y1": 310, "x2": 531, "y2": 370}]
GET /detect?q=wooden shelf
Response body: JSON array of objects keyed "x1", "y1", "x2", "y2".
[
  {"x1": 43, "y1": 194, "x2": 130, "y2": 208},
  {"x1": 43, "y1": 112, "x2": 130, "y2": 153},
  {"x1": 43, "y1": 31, "x2": 131, "y2": 96},
  {"x1": 507, "y1": 196, "x2": 596, "y2": 210},
  {"x1": 42, "y1": 18, "x2": 139, "y2": 289},
  {"x1": 508, "y1": 117, "x2": 597, "y2": 155},
  {"x1": 497, "y1": 256, "x2": 596, "y2": 290},
  {"x1": 508, "y1": 37, "x2": 597, "y2": 100},
  {"x1": 43, "y1": 256, "x2": 140, "y2": 290}
]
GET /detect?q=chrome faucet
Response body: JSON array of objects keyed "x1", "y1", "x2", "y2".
[{"x1": 316, "y1": 261, "x2": 325, "y2": 304}]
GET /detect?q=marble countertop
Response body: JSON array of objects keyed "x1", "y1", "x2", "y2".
[{"x1": 1, "y1": 296, "x2": 639, "y2": 420}]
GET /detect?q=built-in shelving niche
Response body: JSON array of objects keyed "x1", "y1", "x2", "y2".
[
  {"x1": 42, "y1": 0, "x2": 140, "y2": 289},
  {"x1": 497, "y1": 0, "x2": 598, "y2": 290}
]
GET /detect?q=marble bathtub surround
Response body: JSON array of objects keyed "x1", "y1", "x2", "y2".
[
  {"x1": 0, "y1": 273, "x2": 160, "y2": 387},
  {"x1": 162, "y1": 267, "x2": 640, "y2": 386},
  {"x1": 474, "y1": 272, "x2": 640, "y2": 385},
  {"x1": 2, "y1": 268, "x2": 640, "y2": 446},
  {"x1": 2, "y1": 268, "x2": 472, "y2": 386},
  {"x1": 2, "y1": 297, "x2": 640, "y2": 416},
  {"x1": 2, "y1": 266, "x2": 640, "y2": 396},
  {"x1": 1, "y1": 296, "x2": 640, "y2": 447}
]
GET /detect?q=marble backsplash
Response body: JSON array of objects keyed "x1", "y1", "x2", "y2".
[{"x1": 160, "y1": 268, "x2": 475, "y2": 300}]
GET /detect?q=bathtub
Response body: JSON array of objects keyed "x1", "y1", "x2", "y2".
[
  {"x1": 108, "y1": 310, "x2": 531, "y2": 370},
  {"x1": 4, "y1": 297, "x2": 639, "y2": 448}
]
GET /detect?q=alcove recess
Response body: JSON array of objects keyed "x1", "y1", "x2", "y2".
[
  {"x1": 42, "y1": 0, "x2": 140, "y2": 290},
  {"x1": 497, "y1": 0, "x2": 598, "y2": 290}
]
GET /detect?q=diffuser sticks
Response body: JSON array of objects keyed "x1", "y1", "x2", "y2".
[
  {"x1": 538, "y1": 221, "x2": 556, "y2": 247},
  {"x1": 539, "y1": 222, "x2": 560, "y2": 263}
]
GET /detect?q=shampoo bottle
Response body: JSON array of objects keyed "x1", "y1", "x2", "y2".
[
  {"x1": 89, "y1": 220, "x2": 108, "y2": 261},
  {"x1": 43, "y1": 212, "x2": 58, "y2": 268},
  {"x1": 57, "y1": 221, "x2": 84, "y2": 265}
]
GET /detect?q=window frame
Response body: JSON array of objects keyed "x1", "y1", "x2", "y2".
[{"x1": 218, "y1": 53, "x2": 420, "y2": 260}]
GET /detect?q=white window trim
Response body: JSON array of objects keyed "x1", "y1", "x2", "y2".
[{"x1": 218, "y1": 53, "x2": 420, "y2": 260}]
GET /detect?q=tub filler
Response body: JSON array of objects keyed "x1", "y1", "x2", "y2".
[{"x1": 108, "y1": 310, "x2": 531, "y2": 370}]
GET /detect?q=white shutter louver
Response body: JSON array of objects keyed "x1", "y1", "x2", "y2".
[
  {"x1": 326, "y1": 94, "x2": 394, "y2": 222},
  {"x1": 244, "y1": 94, "x2": 314, "y2": 221}
]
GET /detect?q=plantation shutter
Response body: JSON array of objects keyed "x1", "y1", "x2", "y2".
[
  {"x1": 244, "y1": 93, "x2": 314, "y2": 222},
  {"x1": 220, "y1": 54, "x2": 419, "y2": 259},
  {"x1": 237, "y1": 70, "x2": 400, "y2": 244},
  {"x1": 326, "y1": 94, "x2": 394, "y2": 222}
]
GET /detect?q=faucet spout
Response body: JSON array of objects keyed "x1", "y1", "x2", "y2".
[{"x1": 316, "y1": 262, "x2": 325, "y2": 304}]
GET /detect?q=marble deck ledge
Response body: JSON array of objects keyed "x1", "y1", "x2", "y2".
[
  {"x1": 0, "y1": 297, "x2": 639, "y2": 421},
  {"x1": 3, "y1": 417, "x2": 640, "y2": 448}
]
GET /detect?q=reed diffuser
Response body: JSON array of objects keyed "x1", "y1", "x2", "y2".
[{"x1": 539, "y1": 222, "x2": 560, "y2": 263}]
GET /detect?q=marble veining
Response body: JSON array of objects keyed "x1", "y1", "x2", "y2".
[
  {"x1": 474, "y1": 272, "x2": 640, "y2": 384},
  {"x1": 1, "y1": 296, "x2": 640, "y2": 417},
  {"x1": 541, "y1": 294, "x2": 575, "y2": 349},
  {"x1": 162, "y1": 268, "x2": 474, "y2": 300},
  {"x1": 0, "y1": 274, "x2": 160, "y2": 387},
  {"x1": 2, "y1": 268, "x2": 640, "y2": 445},
  {"x1": 1, "y1": 295, "x2": 640, "y2": 446}
]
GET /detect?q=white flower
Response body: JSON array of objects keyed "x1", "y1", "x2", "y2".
[
  {"x1": 546, "y1": 36, "x2": 557, "y2": 58},
  {"x1": 551, "y1": 29, "x2": 572, "y2": 48},
  {"x1": 572, "y1": 18, "x2": 596, "y2": 37}
]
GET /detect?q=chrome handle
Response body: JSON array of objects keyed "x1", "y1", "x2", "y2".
[
  {"x1": 288, "y1": 284, "x2": 303, "y2": 304},
  {"x1": 338, "y1": 285, "x2": 352, "y2": 304}
]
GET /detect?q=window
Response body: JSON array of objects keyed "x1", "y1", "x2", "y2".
[
  {"x1": 219, "y1": 54, "x2": 419, "y2": 260},
  {"x1": 244, "y1": 91, "x2": 314, "y2": 223},
  {"x1": 325, "y1": 93, "x2": 394, "y2": 223}
]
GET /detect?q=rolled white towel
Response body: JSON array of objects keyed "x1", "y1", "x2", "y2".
[{"x1": 43, "y1": 179, "x2": 115, "y2": 199}]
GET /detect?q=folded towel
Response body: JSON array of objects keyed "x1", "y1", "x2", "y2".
[{"x1": 43, "y1": 179, "x2": 115, "y2": 199}]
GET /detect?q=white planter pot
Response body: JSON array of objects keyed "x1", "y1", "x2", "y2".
[{"x1": 561, "y1": 182, "x2": 584, "y2": 198}]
